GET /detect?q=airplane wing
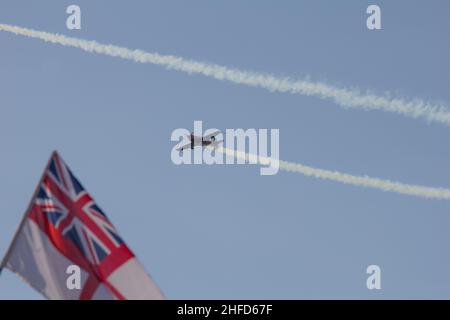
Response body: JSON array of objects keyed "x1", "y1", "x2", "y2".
[
  {"x1": 202, "y1": 130, "x2": 221, "y2": 141},
  {"x1": 176, "y1": 142, "x2": 192, "y2": 151},
  {"x1": 191, "y1": 135, "x2": 203, "y2": 143}
]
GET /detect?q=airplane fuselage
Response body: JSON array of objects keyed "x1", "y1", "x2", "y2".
[{"x1": 190, "y1": 133, "x2": 214, "y2": 149}]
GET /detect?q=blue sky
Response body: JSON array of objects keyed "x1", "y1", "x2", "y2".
[{"x1": 1, "y1": 1, "x2": 450, "y2": 299}]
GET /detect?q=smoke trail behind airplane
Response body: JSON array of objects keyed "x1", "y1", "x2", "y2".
[{"x1": 216, "y1": 147, "x2": 450, "y2": 200}]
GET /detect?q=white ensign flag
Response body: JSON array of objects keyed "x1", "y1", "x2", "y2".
[{"x1": 0, "y1": 152, "x2": 165, "y2": 300}]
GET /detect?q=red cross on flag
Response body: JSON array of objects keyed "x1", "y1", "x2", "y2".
[{"x1": 0, "y1": 151, "x2": 165, "y2": 300}]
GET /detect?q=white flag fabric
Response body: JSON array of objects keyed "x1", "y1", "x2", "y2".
[{"x1": 1, "y1": 152, "x2": 164, "y2": 300}]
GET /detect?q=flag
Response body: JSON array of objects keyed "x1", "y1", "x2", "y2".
[{"x1": 0, "y1": 151, "x2": 165, "y2": 300}]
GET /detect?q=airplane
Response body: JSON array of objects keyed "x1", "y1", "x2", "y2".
[{"x1": 177, "y1": 130, "x2": 222, "y2": 153}]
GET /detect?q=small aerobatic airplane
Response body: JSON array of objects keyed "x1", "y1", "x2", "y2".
[{"x1": 177, "y1": 130, "x2": 222, "y2": 153}]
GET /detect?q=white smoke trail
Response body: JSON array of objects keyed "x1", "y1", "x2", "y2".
[
  {"x1": 216, "y1": 146, "x2": 450, "y2": 200},
  {"x1": 1, "y1": 23, "x2": 450, "y2": 125},
  {"x1": 1, "y1": 23, "x2": 449, "y2": 199}
]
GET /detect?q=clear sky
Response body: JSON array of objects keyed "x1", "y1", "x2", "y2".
[{"x1": 1, "y1": 0, "x2": 450, "y2": 299}]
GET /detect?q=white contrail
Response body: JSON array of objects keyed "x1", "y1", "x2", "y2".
[
  {"x1": 1, "y1": 23, "x2": 449, "y2": 199},
  {"x1": 216, "y1": 146, "x2": 450, "y2": 200},
  {"x1": 1, "y1": 23, "x2": 450, "y2": 125}
]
